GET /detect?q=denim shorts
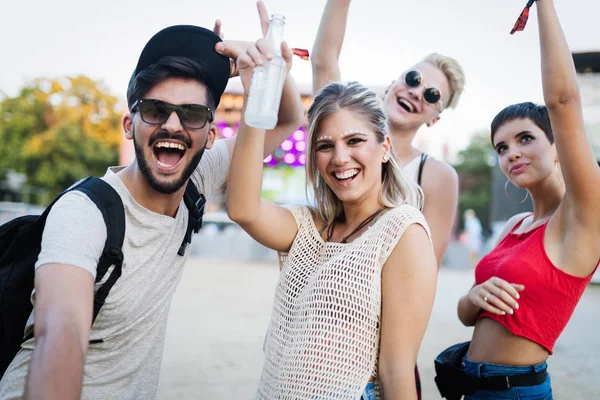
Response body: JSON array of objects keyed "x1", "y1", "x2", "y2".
[
  {"x1": 461, "y1": 356, "x2": 553, "y2": 400},
  {"x1": 311, "y1": 382, "x2": 378, "y2": 400},
  {"x1": 360, "y1": 382, "x2": 377, "y2": 400}
]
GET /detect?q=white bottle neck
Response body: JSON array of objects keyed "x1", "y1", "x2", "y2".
[{"x1": 266, "y1": 14, "x2": 285, "y2": 56}]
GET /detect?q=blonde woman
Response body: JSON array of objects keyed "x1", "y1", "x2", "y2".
[
  {"x1": 311, "y1": 4, "x2": 466, "y2": 397},
  {"x1": 227, "y1": 38, "x2": 437, "y2": 399},
  {"x1": 312, "y1": 0, "x2": 465, "y2": 267}
]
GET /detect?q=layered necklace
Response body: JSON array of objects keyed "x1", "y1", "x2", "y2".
[{"x1": 325, "y1": 206, "x2": 388, "y2": 244}]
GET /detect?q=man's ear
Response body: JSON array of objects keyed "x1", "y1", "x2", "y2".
[
  {"x1": 123, "y1": 113, "x2": 134, "y2": 140},
  {"x1": 426, "y1": 115, "x2": 440, "y2": 127},
  {"x1": 204, "y1": 124, "x2": 217, "y2": 150}
]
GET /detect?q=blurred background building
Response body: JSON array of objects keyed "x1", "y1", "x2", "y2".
[{"x1": 2, "y1": 53, "x2": 599, "y2": 270}]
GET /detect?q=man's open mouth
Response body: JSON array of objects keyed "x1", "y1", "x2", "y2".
[{"x1": 152, "y1": 141, "x2": 186, "y2": 169}]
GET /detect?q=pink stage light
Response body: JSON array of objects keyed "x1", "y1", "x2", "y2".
[
  {"x1": 299, "y1": 154, "x2": 306, "y2": 165},
  {"x1": 222, "y1": 127, "x2": 235, "y2": 138},
  {"x1": 283, "y1": 153, "x2": 296, "y2": 164},
  {"x1": 293, "y1": 130, "x2": 305, "y2": 141},
  {"x1": 295, "y1": 141, "x2": 306, "y2": 152},
  {"x1": 281, "y1": 140, "x2": 293, "y2": 151},
  {"x1": 263, "y1": 155, "x2": 273, "y2": 163}
]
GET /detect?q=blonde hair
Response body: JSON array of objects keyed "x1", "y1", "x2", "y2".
[
  {"x1": 306, "y1": 81, "x2": 423, "y2": 226},
  {"x1": 423, "y1": 53, "x2": 465, "y2": 110}
]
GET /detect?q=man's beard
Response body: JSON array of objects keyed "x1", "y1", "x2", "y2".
[{"x1": 133, "y1": 126, "x2": 207, "y2": 194}]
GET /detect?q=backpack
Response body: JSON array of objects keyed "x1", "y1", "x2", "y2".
[{"x1": 0, "y1": 176, "x2": 205, "y2": 377}]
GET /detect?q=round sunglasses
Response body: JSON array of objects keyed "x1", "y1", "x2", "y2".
[
  {"x1": 403, "y1": 70, "x2": 443, "y2": 112},
  {"x1": 131, "y1": 99, "x2": 214, "y2": 130}
]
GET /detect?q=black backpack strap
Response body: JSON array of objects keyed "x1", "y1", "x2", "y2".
[
  {"x1": 417, "y1": 153, "x2": 428, "y2": 186},
  {"x1": 73, "y1": 177, "x2": 125, "y2": 323},
  {"x1": 178, "y1": 180, "x2": 206, "y2": 256},
  {"x1": 23, "y1": 177, "x2": 125, "y2": 343}
]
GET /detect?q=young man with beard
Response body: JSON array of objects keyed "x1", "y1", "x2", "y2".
[
  {"x1": 311, "y1": 1, "x2": 466, "y2": 398},
  {"x1": 0, "y1": 19, "x2": 303, "y2": 400}
]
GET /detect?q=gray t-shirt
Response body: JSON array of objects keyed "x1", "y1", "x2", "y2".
[{"x1": 0, "y1": 140, "x2": 229, "y2": 400}]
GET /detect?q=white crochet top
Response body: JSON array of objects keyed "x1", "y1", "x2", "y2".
[{"x1": 256, "y1": 204, "x2": 430, "y2": 399}]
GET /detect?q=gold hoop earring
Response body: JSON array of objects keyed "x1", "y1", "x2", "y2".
[{"x1": 504, "y1": 180, "x2": 529, "y2": 204}]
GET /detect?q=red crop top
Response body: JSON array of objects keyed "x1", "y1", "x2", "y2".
[{"x1": 475, "y1": 216, "x2": 598, "y2": 354}]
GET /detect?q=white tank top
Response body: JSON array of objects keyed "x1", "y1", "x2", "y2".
[{"x1": 256, "y1": 204, "x2": 430, "y2": 399}]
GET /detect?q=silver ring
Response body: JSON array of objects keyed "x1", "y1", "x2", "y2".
[{"x1": 483, "y1": 293, "x2": 489, "y2": 302}]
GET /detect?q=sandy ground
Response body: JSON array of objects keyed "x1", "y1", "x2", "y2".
[{"x1": 157, "y1": 257, "x2": 600, "y2": 399}]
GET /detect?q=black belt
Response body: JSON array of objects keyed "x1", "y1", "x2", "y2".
[{"x1": 474, "y1": 369, "x2": 547, "y2": 391}]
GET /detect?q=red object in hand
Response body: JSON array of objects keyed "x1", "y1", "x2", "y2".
[
  {"x1": 510, "y1": 0, "x2": 536, "y2": 35},
  {"x1": 292, "y1": 48, "x2": 309, "y2": 61}
]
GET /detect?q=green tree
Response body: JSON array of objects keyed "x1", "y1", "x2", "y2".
[
  {"x1": 453, "y1": 132, "x2": 495, "y2": 235},
  {"x1": 0, "y1": 76, "x2": 123, "y2": 203}
]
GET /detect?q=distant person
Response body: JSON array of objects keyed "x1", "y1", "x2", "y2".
[
  {"x1": 227, "y1": 33, "x2": 437, "y2": 397},
  {"x1": 0, "y1": 4, "x2": 303, "y2": 399},
  {"x1": 437, "y1": 2, "x2": 600, "y2": 399},
  {"x1": 463, "y1": 209, "x2": 483, "y2": 267}
]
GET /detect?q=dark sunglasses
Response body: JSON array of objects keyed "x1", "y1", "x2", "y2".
[
  {"x1": 403, "y1": 70, "x2": 443, "y2": 112},
  {"x1": 131, "y1": 99, "x2": 214, "y2": 130}
]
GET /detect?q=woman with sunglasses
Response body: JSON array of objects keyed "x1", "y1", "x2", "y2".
[
  {"x1": 227, "y1": 36, "x2": 438, "y2": 399},
  {"x1": 451, "y1": 1, "x2": 600, "y2": 399},
  {"x1": 312, "y1": 0, "x2": 465, "y2": 268},
  {"x1": 311, "y1": 2, "x2": 465, "y2": 398}
]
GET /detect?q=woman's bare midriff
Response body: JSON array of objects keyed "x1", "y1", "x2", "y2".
[{"x1": 467, "y1": 318, "x2": 549, "y2": 365}]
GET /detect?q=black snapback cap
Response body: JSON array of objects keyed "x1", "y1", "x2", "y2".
[{"x1": 131, "y1": 25, "x2": 230, "y2": 108}]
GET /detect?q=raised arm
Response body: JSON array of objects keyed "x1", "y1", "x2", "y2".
[
  {"x1": 214, "y1": 1, "x2": 304, "y2": 161},
  {"x1": 225, "y1": 38, "x2": 300, "y2": 253},
  {"x1": 25, "y1": 265, "x2": 93, "y2": 400},
  {"x1": 311, "y1": 0, "x2": 351, "y2": 94},
  {"x1": 378, "y1": 223, "x2": 437, "y2": 399},
  {"x1": 537, "y1": 1, "x2": 600, "y2": 213}
]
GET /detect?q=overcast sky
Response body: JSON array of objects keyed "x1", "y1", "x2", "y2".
[{"x1": 2, "y1": 0, "x2": 598, "y2": 156}]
